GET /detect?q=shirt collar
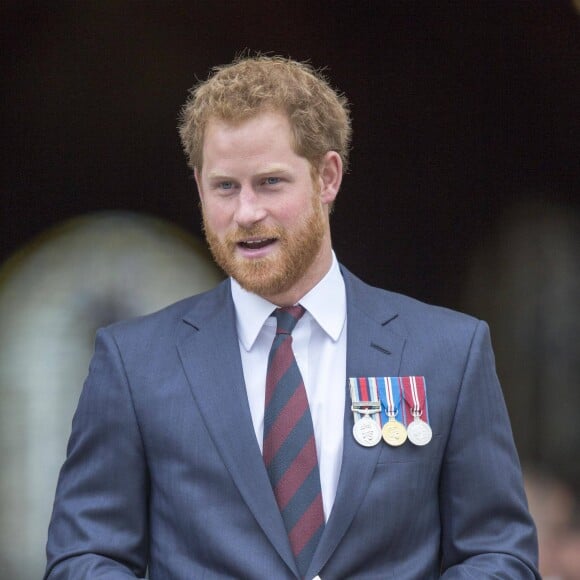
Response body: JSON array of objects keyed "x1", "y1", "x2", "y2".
[{"x1": 231, "y1": 252, "x2": 346, "y2": 351}]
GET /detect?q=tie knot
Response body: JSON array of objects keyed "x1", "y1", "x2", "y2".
[{"x1": 274, "y1": 305, "x2": 305, "y2": 335}]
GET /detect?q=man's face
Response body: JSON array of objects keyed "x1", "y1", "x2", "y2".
[{"x1": 195, "y1": 110, "x2": 338, "y2": 304}]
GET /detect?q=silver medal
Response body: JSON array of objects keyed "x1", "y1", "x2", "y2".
[
  {"x1": 353, "y1": 415, "x2": 382, "y2": 447},
  {"x1": 407, "y1": 418, "x2": 433, "y2": 446}
]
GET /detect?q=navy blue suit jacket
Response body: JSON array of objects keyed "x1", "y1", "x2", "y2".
[{"x1": 45, "y1": 266, "x2": 539, "y2": 578}]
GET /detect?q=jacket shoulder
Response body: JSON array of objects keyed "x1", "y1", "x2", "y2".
[
  {"x1": 101, "y1": 279, "x2": 230, "y2": 345},
  {"x1": 341, "y1": 265, "x2": 481, "y2": 338}
]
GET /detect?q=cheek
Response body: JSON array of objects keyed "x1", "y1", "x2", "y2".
[
  {"x1": 203, "y1": 202, "x2": 232, "y2": 232},
  {"x1": 279, "y1": 197, "x2": 316, "y2": 225},
  {"x1": 275, "y1": 194, "x2": 311, "y2": 219}
]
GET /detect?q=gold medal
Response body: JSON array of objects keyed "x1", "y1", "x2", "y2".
[{"x1": 382, "y1": 417, "x2": 407, "y2": 446}]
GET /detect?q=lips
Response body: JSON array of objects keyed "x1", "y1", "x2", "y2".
[{"x1": 237, "y1": 238, "x2": 277, "y2": 250}]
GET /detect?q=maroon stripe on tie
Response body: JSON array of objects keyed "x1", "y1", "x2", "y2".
[
  {"x1": 263, "y1": 388, "x2": 308, "y2": 465},
  {"x1": 274, "y1": 435, "x2": 317, "y2": 510},
  {"x1": 264, "y1": 346, "x2": 294, "y2": 408},
  {"x1": 288, "y1": 492, "x2": 325, "y2": 556}
]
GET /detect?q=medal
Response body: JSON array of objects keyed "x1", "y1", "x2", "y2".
[
  {"x1": 382, "y1": 417, "x2": 407, "y2": 446},
  {"x1": 402, "y1": 376, "x2": 433, "y2": 446},
  {"x1": 378, "y1": 377, "x2": 407, "y2": 447},
  {"x1": 353, "y1": 414, "x2": 382, "y2": 447},
  {"x1": 407, "y1": 418, "x2": 432, "y2": 446},
  {"x1": 349, "y1": 378, "x2": 382, "y2": 447}
]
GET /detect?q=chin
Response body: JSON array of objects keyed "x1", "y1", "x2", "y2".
[{"x1": 231, "y1": 261, "x2": 292, "y2": 297}]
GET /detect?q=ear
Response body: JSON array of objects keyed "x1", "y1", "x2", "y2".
[
  {"x1": 194, "y1": 167, "x2": 205, "y2": 203},
  {"x1": 317, "y1": 151, "x2": 342, "y2": 206}
]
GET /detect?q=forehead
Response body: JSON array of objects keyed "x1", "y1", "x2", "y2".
[{"x1": 201, "y1": 110, "x2": 302, "y2": 170}]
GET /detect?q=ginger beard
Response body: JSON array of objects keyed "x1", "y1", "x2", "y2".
[{"x1": 203, "y1": 192, "x2": 326, "y2": 299}]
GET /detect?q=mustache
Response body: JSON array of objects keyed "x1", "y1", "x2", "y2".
[{"x1": 226, "y1": 225, "x2": 283, "y2": 243}]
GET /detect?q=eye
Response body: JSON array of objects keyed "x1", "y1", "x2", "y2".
[
  {"x1": 219, "y1": 181, "x2": 234, "y2": 190},
  {"x1": 264, "y1": 177, "x2": 281, "y2": 185}
]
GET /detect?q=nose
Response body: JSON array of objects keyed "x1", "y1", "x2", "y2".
[{"x1": 234, "y1": 186, "x2": 267, "y2": 228}]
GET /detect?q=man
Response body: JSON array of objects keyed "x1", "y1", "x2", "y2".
[{"x1": 45, "y1": 56, "x2": 539, "y2": 579}]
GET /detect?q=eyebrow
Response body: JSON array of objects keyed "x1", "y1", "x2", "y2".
[
  {"x1": 206, "y1": 165, "x2": 291, "y2": 180},
  {"x1": 206, "y1": 172, "x2": 233, "y2": 180},
  {"x1": 255, "y1": 165, "x2": 291, "y2": 176}
]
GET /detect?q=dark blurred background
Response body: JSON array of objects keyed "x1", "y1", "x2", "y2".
[
  {"x1": 3, "y1": 1, "x2": 578, "y2": 303},
  {"x1": 1, "y1": 1, "x2": 579, "y2": 577}
]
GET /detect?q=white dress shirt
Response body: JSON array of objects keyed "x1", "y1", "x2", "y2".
[{"x1": 231, "y1": 254, "x2": 347, "y2": 520}]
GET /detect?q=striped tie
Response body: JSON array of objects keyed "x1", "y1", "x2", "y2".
[{"x1": 263, "y1": 305, "x2": 324, "y2": 578}]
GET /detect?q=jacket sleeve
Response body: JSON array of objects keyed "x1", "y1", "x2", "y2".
[
  {"x1": 44, "y1": 328, "x2": 149, "y2": 579},
  {"x1": 439, "y1": 320, "x2": 540, "y2": 578}
]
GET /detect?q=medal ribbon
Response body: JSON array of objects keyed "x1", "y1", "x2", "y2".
[
  {"x1": 400, "y1": 376, "x2": 429, "y2": 425},
  {"x1": 349, "y1": 377, "x2": 381, "y2": 426},
  {"x1": 377, "y1": 377, "x2": 404, "y2": 424}
]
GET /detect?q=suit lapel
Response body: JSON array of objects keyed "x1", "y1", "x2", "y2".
[
  {"x1": 307, "y1": 269, "x2": 406, "y2": 578},
  {"x1": 176, "y1": 281, "x2": 299, "y2": 576}
]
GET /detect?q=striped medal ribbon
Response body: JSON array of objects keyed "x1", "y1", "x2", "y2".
[
  {"x1": 349, "y1": 377, "x2": 382, "y2": 447},
  {"x1": 401, "y1": 376, "x2": 432, "y2": 446},
  {"x1": 378, "y1": 377, "x2": 407, "y2": 447}
]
